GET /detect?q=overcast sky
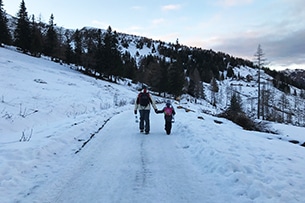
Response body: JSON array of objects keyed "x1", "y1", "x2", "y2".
[{"x1": 3, "y1": 0, "x2": 305, "y2": 70}]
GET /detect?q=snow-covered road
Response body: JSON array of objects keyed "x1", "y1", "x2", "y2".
[{"x1": 28, "y1": 110, "x2": 210, "y2": 203}]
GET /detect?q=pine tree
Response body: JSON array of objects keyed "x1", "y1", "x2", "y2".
[
  {"x1": 82, "y1": 29, "x2": 97, "y2": 73},
  {"x1": 29, "y1": 15, "x2": 43, "y2": 56},
  {"x1": 64, "y1": 30, "x2": 74, "y2": 65},
  {"x1": 188, "y1": 68, "x2": 204, "y2": 99},
  {"x1": 147, "y1": 56, "x2": 162, "y2": 92},
  {"x1": 0, "y1": 0, "x2": 11, "y2": 45},
  {"x1": 43, "y1": 14, "x2": 58, "y2": 59},
  {"x1": 158, "y1": 57, "x2": 170, "y2": 96},
  {"x1": 94, "y1": 29, "x2": 104, "y2": 76},
  {"x1": 227, "y1": 66, "x2": 234, "y2": 78},
  {"x1": 102, "y1": 26, "x2": 122, "y2": 81},
  {"x1": 14, "y1": 0, "x2": 31, "y2": 52},
  {"x1": 102, "y1": 26, "x2": 114, "y2": 78},
  {"x1": 121, "y1": 51, "x2": 136, "y2": 79},
  {"x1": 73, "y1": 29, "x2": 82, "y2": 66},
  {"x1": 229, "y1": 92, "x2": 243, "y2": 113},
  {"x1": 168, "y1": 62, "x2": 184, "y2": 98}
]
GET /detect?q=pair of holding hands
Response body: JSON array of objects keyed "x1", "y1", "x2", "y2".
[{"x1": 134, "y1": 109, "x2": 158, "y2": 114}]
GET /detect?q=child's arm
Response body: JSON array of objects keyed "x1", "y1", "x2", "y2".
[{"x1": 172, "y1": 108, "x2": 176, "y2": 115}]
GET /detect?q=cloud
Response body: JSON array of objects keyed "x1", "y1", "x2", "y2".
[
  {"x1": 216, "y1": 0, "x2": 253, "y2": 6},
  {"x1": 91, "y1": 20, "x2": 108, "y2": 29},
  {"x1": 151, "y1": 18, "x2": 165, "y2": 25},
  {"x1": 152, "y1": 32, "x2": 180, "y2": 43},
  {"x1": 131, "y1": 6, "x2": 143, "y2": 11},
  {"x1": 126, "y1": 26, "x2": 143, "y2": 32},
  {"x1": 199, "y1": 27, "x2": 305, "y2": 70},
  {"x1": 121, "y1": 26, "x2": 144, "y2": 36},
  {"x1": 161, "y1": 4, "x2": 182, "y2": 11},
  {"x1": 187, "y1": 0, "x2": 305, "y2": 70},
  {"x1": 265, "y1": 29, "x2": 305, "y2": 66}
]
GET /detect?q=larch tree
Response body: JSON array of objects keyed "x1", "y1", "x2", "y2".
[{"x1": 254, "y1": 44, "x2": 267, "y2": 119}]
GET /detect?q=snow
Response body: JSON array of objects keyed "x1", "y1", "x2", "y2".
[{"x1": 1, "y1": 46, "x2": 305, "y2": 203}]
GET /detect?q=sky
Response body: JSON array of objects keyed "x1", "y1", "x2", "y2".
[
  {"x1": 3, "y1": 0, "x2": 305, "y2": 70},
  {"x1": 1, "y1": 46, "x2": 305, "y2": 202}
]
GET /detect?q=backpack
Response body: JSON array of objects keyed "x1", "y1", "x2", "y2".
[
  {"x1": 138, "y1": 92, "x2": 150, "y2": 107},
  {"x1": 164, "y1": 107, "x2": 173, "y2": 116}
]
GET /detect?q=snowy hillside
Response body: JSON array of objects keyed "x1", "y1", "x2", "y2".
[
  {"x1": 1, "y1": 46, "x2": 305, "y2": 203},
  {"x1": 116, "y1": 29, "x2": 305, "y2": 126}
]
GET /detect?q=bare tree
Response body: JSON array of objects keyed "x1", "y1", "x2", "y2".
[
  {"x1": 254, "y1": 44, "x2": 267, "y2": 119},
  {"x1": 261, "y1": 83, "x2": 273, "y2": 120},
  {"x1": 279, "y1": 93, "x2": 289, "y2": 122},
  {"x1": 210, "y1": 77, "x2": 219, "y2": 106}
]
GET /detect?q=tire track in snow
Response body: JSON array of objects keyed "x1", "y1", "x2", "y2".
[
  {"x1": 134, "y1": 136, "x2": 152, "y2": 191},
  {"x1": 74, "y1": 113, "x2": 119, "y2": 154}
]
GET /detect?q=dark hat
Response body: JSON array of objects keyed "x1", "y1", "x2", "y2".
[
  {"x1": 142, "y1": 85, "x2": 147, "y2": 93},
  {"x1": 166, "y1": 100, "x2": 171, "y2": 107}
]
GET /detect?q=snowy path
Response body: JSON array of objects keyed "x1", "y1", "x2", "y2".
[{"x1": 29, "y1": 110, "x2": 210, "y2": 203}]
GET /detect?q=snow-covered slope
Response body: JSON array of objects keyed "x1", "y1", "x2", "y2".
[{"x1": 1, "y1": 47, "x2": 305, "y2": 203}]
